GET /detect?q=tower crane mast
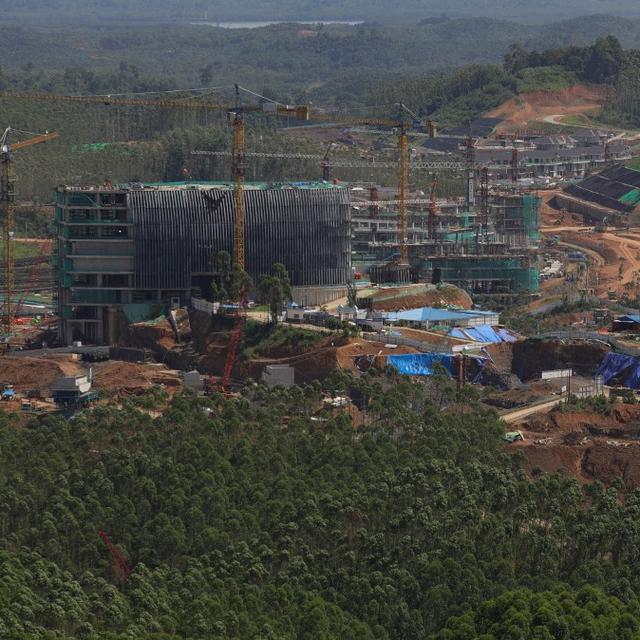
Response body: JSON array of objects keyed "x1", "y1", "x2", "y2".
[
  {"x1": 231, "y1": 85, "x2": 246, "y2": 270},
  {"x1": 428, "y1": 175, "x2": 439, "y2": 240}
]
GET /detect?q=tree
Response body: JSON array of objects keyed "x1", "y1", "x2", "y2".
[
  {"x1": 585, "y1": 36, "x2": 624, "y2": 84},
  {"x1": 210, "y1": 250, "x2": 232, "y2": 302},
  {"x1": 503, "y1": 43, "x2": 529, "y2": 74},
  {"x1": 257, "y1": 263, "x2": 292, "y2": 323},
  {"x1": 208, "y1": 251, "x2": 252, "y2": 303}
]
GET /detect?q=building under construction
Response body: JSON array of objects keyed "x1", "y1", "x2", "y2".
[
  {"x1": 54, "y1": 181, "x2": 350, "y2": 344},
  {"x1": 352, "y1": 188, "x2": 540, "y2": 303}
]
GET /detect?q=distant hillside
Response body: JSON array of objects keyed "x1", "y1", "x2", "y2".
[
  {"x1": 2, "y1": 16, "x2": 640, "y2": 107},
  {"x1": 3, "y1": 0, "x2": 640, "y2": 24}
]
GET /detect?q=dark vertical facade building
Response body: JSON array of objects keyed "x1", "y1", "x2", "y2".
[{"x1": 55, "y1": 181, "x2": 351, "y2": 344}]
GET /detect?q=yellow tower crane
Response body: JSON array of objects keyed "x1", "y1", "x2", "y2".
[
  {"x1": 308, "y1": 104, "x2": 435, "y2": 266},
  {"x1": 1, "y1": 128, "x2": 59, "y2": 334}
]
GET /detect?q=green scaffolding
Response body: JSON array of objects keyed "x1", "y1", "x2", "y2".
[
  {"x1": 522, "y1": 194, "x2": 541, "y2": 243},
  {"x1": 427, "y1": 256, "x2": 539, "y2": 294},
  {"x1": 501, "y1": 194, "x2": 540, "y2": 244}
]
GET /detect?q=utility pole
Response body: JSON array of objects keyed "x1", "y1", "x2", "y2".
[{"x1": 456, "y1": 354, "x2": 466, "y2": 393}]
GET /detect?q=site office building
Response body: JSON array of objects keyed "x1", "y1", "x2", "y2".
[{"x1": 54, "y1": 181, "x2": 351, "y2": 344}]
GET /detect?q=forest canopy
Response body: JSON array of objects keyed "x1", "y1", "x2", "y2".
[{"x1": 3, "y1": 377, "x2": 640, "y2": 638}]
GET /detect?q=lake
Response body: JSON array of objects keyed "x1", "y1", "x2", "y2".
[{"x1": 193, "y1": 20, "x2": 364, "y2": 29}]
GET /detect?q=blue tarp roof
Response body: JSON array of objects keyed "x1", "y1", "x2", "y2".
[
  {"x1": 385, "y1": 307, "x2": 496, "y2": 323},
  {"x1": 596, "y1": 352, "x2": 640, "y2": 389},
  {"x1": 449, "y1": 325, "x2": 518, "y2": 344},
  {"x1": 387, "y1": 353, "x2": 453, "y2": 376},
  {"x1": 617, "y1": 314, "x2": 640, "y2": 323}
]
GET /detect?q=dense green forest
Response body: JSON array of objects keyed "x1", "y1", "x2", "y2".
[
  {"x1": 3, "y1": 16, "x2": 640, "y2": 103},
  {"x1": 4, "y1": 0, "x2": 640, "y2": 25},
  {"x1": 376, "y1": 36, "x2": 630, "y2": 127},
  {"x1": 3, "y1": 377, "x2": 640, "y2": 638},
  {"x1": 601, "y1": 50, "x2": 640, "y2": 127}
]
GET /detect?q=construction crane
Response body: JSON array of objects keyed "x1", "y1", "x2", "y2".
[
  {"x1": 192, "y1": 149, "x2": 465, "y2": 172},
  {"x1": 10, "y1": 89, "x2": 437, "y2": 271},
  {"x1": 428, "y1": 175, "x2": 438, "y2": 240},
  {"x1": 293, "y1": 104, "x2": 435, "y2": 266},
  {"x1": 231, "y1": 86, "x2": 247, "y2": 270},
  {"x1": 1, "y1": 89, "x2": 308, "y2": 271},
  {"x1": 98, "y1": 530, "x2": 131, "y2": 583},
  {"x1": 480, "y1": 167, "x2": 490, "y2": 235},
  {"x1": 0, "y1": 128, "x2": 58, "y2": 334},
  {"x1": 195, "y1": 106, "x2": 435, "y2": 266},
  {"x1": 221, "y1": 287, "x2": 249, "y2": 393},
  {"x1": 463, "y1": 135, "x2": 476, "y2": 207}
]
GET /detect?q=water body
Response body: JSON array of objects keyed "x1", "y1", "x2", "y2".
[{"x1": 193, "y1": 20, "x2": 364, "y2": 29}]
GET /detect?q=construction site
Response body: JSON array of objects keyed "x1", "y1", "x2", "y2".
[{"x1": 7, "y1": 83, "x2": 640, "y2": 490}]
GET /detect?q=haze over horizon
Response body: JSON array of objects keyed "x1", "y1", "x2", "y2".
[{"x1": 3, "y1": 0, "x2": 640, "y2": 24}]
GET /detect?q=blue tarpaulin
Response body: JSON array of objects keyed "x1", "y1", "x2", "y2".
[
  {"x1": 449, "y1": 325, "x2": 517, "y2": 344},
  {"x1": 387, "y1": 353, "x2": 453, "y2": 376},
  {"x1": 596, "y1": 352, "x2": 640, "y2": 389},
  {"x1": 497, "y1": 329, "x2": 518, "y2": 343}
]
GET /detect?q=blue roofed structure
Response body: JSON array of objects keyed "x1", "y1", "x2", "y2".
[
  {"x1": 612, "y1": 314, "x2": 640, "y2": 332},
  {"x1": 449, "y1": 325, "x2": 518, "y2": 344}
]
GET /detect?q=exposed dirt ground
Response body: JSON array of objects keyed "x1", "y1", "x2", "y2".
[
  {"x1": 555, "y1": 229, "x2": 640, "y2": 295},
  {"x1": 91, "y1": 361, "x2": 182, "y2": 393},
  {"x1": 0, "y1": 355, "x2": 86, "y2": 391},
  {"x1": 0, "y1": 354, "x2": 182, "y2": 397},
  {"x1": 246, "y1": 337, "x2": 419, "y2": 383},
  {"x1": 537, "y1": 189, "x2": 640, "y2": 297},
  {"x1": 487, "y1": 84, "x2": 610, "y2": 133},
  {"x1": 539, "y1": 190, "x2": 584, "y2": 226},
  {"x1": 508, "y1": 404, "x2": 640, "y2": 488},
  {"x1": 367, "y1": 284, "x2": 473, "y2": 312}
]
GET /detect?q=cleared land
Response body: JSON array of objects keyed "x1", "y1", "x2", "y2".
[{"x1": 487, "y1": 84, "x2": 610, "y2": 132}]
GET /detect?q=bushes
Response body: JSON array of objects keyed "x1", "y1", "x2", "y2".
[{"x1": 242, "y1": 321, "x2": 324, "y2": 357}]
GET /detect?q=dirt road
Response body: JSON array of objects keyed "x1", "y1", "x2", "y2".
[
  {"x1": 541, "y1": 223, "x2": 640, "y2": 295},
  {"x1": 501, "y1": 397, "x2": 565, "y2": 424}
]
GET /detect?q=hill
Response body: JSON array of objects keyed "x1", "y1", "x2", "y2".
[
  {"x1": 2, "y1": 16, "x2": 640, "y2": 105},
  {"x1": 487, "y1": 84, "x2": 611, "y2": 132}
]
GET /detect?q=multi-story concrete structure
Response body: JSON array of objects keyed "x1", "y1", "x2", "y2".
[{"x1": 54, "y1": 181, "x2": 351, "y2": 344}]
